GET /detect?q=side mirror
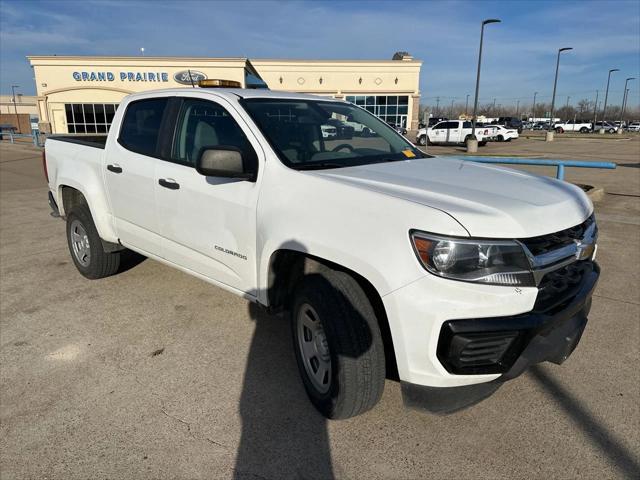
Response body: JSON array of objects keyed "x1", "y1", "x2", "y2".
[{"x1": 196, "y1": 146, "x2": 256, "y2": 181}]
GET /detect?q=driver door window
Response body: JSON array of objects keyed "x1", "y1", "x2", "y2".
[{"x1": 172, "y1": 98, "x2": 256, "y2": 166}]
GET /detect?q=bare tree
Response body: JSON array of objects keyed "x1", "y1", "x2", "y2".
[{"x1": 577, "y1": 99, "x2": 592, "y2": 118}]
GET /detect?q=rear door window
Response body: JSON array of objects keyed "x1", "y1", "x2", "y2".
[{"x1": 118, "y1": 98, "x2": 169, "y2": 157}]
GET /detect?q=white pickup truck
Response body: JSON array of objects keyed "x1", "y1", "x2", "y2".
[
  {"x1": 45, "y1": 83, "x2": 600, "y2": 419},
  {"x1": 416, "y1": 120, "x2": 492, "y2": 146},
  {"x1": 553, "y1": 120, "x2": 593, "y2": 133}
]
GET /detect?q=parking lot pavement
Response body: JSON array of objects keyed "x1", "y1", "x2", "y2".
[{"x1": 1, "y1": 139, "x2": 638, "y2": 479}]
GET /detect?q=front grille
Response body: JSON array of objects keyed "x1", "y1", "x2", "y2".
[
  {"x1": 521, "y1": 214, "x2": 594, "y2": 256},
  {"x1": 534, "y1": 260, "x2": 593, "y2": 313}
]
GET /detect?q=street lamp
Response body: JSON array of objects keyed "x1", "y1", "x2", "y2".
[
  {"x1": 532, "y1": 91, "x2": 538, "y2": 122},
  {"x1": 547, "y1": 47, "x2": 572, "y2": 141},
  {"x1": 450, "y1": 99, "x2": 455, "y2": 119},
  {"x1": 592, "y1": 90, "x2": 599, "y2": 126},
  {"x1": 465, "y1": 94, "x2": 469, "y2": 116},
  {"x1": 600, "y1": 68, "x2": 619, "y2": 133},
  {"x1": 11, "y1": 85, "x2": 19, "y2": 132},
  {"x1": 469, "y1": 18, "x2": 501, "y2": 152},
  {"x1": 516, "y1": 99, "x2": 520, "y2": 117},
  {"x1": 618, "y1": 77, "x2": 635, "y2": 134}
]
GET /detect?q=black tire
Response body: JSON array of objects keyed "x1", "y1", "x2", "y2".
[
  {"x1": 66, "y1": 204, "x2": 121, "y2": 279},
  {"x1": 418, "y1": 135, "x2": 426, "y2": 146},
  {"x1": 497, "y1": 134, "x2": 504, "y2": 142},
  {"x1": 608, "y1": 128, "x2": 615, "y2": 134},
  {"x1": 479, "y1": 140, "x2": 487, "y2": 146},
  {"x1": 555, "y1": 127, "x2": 564, "y2": 133},
  {"x1": 580, "y1": 127, "x2": 589, "y2": 133},
  {"x1": 291, "y1": 270, "x2": 385, "y2": 419}
]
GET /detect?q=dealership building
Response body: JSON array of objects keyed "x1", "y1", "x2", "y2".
[{"x1": 27, "y1": 54, "x2": 422, "y2": 135}]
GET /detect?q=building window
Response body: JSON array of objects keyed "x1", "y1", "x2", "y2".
[
  {"x1": 65, "y1": 103, "x2": 119, "y2": 134},
  {"x1": 345, "y1": 95, "x2": 409, "y2": 127}
]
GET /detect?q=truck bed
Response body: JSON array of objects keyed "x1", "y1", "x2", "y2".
[{"x1": 47, "y1": 135, "x2": 108, "y2": 149}]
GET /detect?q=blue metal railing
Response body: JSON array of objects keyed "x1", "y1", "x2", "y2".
[
  {"x1": 461, "y1": 156, "x2": 616, "y2": 180},
  {"x1": 1, "y1": 129, "x2": 43, "y2": 147}
]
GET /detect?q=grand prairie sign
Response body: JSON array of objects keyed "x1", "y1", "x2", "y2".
[{"x1": 70, "y1": 69, "x2": 208, "y2": 84}]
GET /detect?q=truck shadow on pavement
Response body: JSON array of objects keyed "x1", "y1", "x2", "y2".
[
  {"x1": 529, "y1": 365, "x2": 640, "y2": 479},
  {"x1": 233, "y1": 302, "x2": 335, "y2": 480}
]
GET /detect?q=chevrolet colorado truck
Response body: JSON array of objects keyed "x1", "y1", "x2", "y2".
[{"x1": 44, "y1": 83, "x2": 599, "y2": 419}]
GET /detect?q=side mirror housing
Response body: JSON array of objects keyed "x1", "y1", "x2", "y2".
[{"x1": 196, "y1": 146, "x2": 257, "y2": 181}]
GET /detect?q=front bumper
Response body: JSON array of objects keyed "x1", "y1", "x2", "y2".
[{"x1": 400, "y1": 261, "x2": 599, "y2": 414}]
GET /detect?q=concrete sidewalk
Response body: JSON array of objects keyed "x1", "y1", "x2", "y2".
[{"x1": 0, "y1": 139, "x2": 638, "y2": 479}]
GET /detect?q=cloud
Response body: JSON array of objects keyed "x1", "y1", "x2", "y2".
[{"x1": 1, "y1": 0, "x2": 638, "y2": 107}]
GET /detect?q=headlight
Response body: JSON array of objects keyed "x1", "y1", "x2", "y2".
[{"x1": 410, "y1": 231, "x2": 534, "y2": 286}]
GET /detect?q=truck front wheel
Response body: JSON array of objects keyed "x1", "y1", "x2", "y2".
[
  {"x1": 66, "y1": 204, "x2": 122, "y2": 279},
  {"x1": 291, "y1": 270, "x2": 385, "y2": 419}
]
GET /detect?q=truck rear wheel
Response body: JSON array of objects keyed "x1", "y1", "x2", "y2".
[
  {"x1": 66, "y1": 204, "x2": 121, "y2": 279},
  {"x1": 580, "y1": 127, "x2": 589, "y2": 133},
  {"x1": 291, "y1": 270, "x2": 385, "y2": 419},
  {"x1": 418, "y1": 135, "x2": 427, "y2": 146}
]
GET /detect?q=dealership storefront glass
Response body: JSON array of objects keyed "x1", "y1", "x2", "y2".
[
  {"x1": 345, "y1": 95, "x2": 409, "y2": 128},
  {"x1": 64, "y1": 103, "x2": 119, "y2": 133}
]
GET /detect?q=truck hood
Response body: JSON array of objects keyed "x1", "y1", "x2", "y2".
[{"x1": 311, "y1": 156, "x2": 592, "y2": 238}]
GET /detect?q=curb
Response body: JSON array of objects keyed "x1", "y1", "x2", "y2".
[{"x1": 577, "y1": 184, "x2": 605, "y2": 202}]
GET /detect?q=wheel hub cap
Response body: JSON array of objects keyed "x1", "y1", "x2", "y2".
[
  {"x1": 70, "y1": 220, "x2": 91, "y2": 267},
  {"x1": 297, "y1": 303, "x2": 332, "y2": 394}
]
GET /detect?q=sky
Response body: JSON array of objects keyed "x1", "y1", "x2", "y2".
[{"x1": 1, "y1": 0, "x2": 639, "y2": 109}]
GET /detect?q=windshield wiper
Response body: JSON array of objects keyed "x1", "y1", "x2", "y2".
[{"x1": 295, "y1": 162, "x2": 348, "y2": 170}]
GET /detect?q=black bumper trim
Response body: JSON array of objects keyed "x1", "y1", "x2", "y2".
[
  {"x1": 401, "y1": 380, "x2": 502, "y2": 415},
  {"x1": 402, "y1": 261, "x2": 599, "y2": 415},
  {"x1": 437, "y1": 261, "x2": 599, "y2": 375}
]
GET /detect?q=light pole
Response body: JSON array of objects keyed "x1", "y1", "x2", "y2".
[
  {"x1": 516, "y1": 99, "x2": 519, "y2": 117},
  {"x1": 593, "y1": 90, "x2": 599, "y2": 127},
  {"x1": 566, "y1": 96, "x2": 570, "y2": 108},
  {"x1": 469, "y1": 18, "x2": 501, "y2": 152},
  {"x1": 11, "y1": 85, "x2": 19, "y2": 132},
  {"x1": 435, "y1": 96, "x2": 440, "y2": 117},
  {"x1": 465, "y1": 94, "x2": 469, "y2": 116},
  {"x1": 618, "y1": 77, "x2": 635, "y2": 134},
  {"x1": 450, "y1": 99, "x2": 455, "y2": 119},
  {"x1": 600, "y1": 68, "x2": 619, "y2": 133},
  {"x1": 547, "y1": 47, "x2": 572, "y2": 142},
  {"x1": 532, "y1": 91, "x2": 537, "y2": 122}
]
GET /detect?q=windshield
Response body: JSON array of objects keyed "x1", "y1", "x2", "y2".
[{"x1": 241, "y1": 98, "x2": 428, "y2": 170}]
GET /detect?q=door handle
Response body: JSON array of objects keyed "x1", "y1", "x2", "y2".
[
  {"x1": 107, "y1": 164, "x2": 123, "y2": 174},
  {"x1": 158, "y1": 178, "x2": 180, "y2": 190}
]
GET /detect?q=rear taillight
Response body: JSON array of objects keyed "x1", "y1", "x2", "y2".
[{"x1": 42, "y1": 150, "x2": 49, "y2": 183}]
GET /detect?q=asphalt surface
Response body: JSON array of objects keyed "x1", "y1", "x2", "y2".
[{"x1": 1, "y1": 137, "x2": 639, "y2": 479}]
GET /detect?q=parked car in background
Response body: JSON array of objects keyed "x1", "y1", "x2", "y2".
[
  {"x1": 533, "y1": 121, "x2": 550, "y2": 130},
  {"x1": 625, "y1": 122, "x2": 640, "y2": 132},
  {"x1": 417, "y1": 120, "x2": 490, "y2": 146},
  {"x1": 320, "y1": 124, "x2": 338, "y2": 139},
  {"x1": 494, "y1": 117, "x2": 523, "y2": 133},
  {"x1": 325, "y1": 118, "x2": 354, "y2": 139},
  {"x1": 553, "y1": 120, "x2": 593, "y2": 133},
  {"x1": 593, "y1": 121, "x2": 618, "y2": 133},
  {"x1": 521, "y1": 121, "x2": 533, "y2": 130},
  {"x1": 387, "y1": 122, "x2": 408, "y2": 136},
  {"x1": 490, "y1": 124, "x2": 519, "y2": 141}
]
